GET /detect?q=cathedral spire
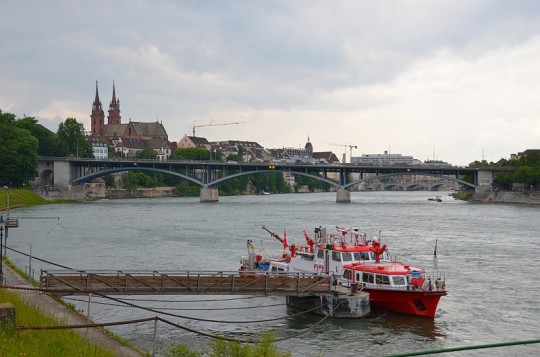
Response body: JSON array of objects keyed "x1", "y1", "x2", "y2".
[
  {"x1": 111, "y1": 81, "x2": 117, "y2": 104},
  {"x1": 107, "y1": 81, "x2": 122, "y2": 125},
  {"x1": 91, "y1": 81, "x2": 105, "y2": 135},
  {"x1": 94, "y1": 80, "x2": 100, "y2": 104}
]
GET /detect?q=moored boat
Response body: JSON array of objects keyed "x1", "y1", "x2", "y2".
[{"x1": 239, "y1": 226, "x2": 447, "y2": 318}]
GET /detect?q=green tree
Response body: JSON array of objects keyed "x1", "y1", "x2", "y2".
[
  {"x1": 102, "y1": 174, "x2": 116, "y2": 188},
  {"x1": 57, "y1": 117, "x2": 93, "y2": 157},
  {"x1": 124, "y1": 171, "x2": 156, "y2": 189},
  {"x1": 137, "y1": 148, "x2": 158, "y2": 159},
  {"x1": 0, "y1": 110, "x2": 39, "y2": 187},
  {"x1": 226, "y1": 153, "x2": 243, "y2": 162},
  {"x1": 14, "y1": 116, "x2": 64, "y2": 156},
  {"x1": 171, "y1": 147, "x2": 210, "y2": 160}
]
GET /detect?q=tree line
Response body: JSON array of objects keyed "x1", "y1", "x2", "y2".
[{"x1": 468, "y1": 153, "x2": 540, "y2": 191}]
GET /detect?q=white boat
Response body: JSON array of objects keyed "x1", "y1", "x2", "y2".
[{"x1": 239, "y1": 226, "x2": 447, "y2": 317}]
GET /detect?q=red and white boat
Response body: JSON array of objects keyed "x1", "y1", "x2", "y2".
[{"x1": 239, "y1": 226, "x2": 447, "y2": 318}]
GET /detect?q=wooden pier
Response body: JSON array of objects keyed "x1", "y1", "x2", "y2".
[{"x1": 39, "y1": 270, "x2": 333, "y2": 296}]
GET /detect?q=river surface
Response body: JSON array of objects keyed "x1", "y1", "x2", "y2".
[{"x1": 6, "y1": 191, "x2": 540, "y2": 356}]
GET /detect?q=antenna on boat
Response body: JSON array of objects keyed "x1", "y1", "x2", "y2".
[{"x1": 433, "y1": 239, "x2": 439, "y2": 277}]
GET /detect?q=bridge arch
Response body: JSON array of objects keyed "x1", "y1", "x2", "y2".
[
  {"x1": 71, "y1": 167, "x2": 342, "y2": 190},
  {"x1": 343, "y1": 172, "x2": 476, "y2": 190},
  {"x1": 209, "y1": 169, "x2": 341, "y2": 189},
  {"x1": 71, "y1": 167, "x2": 204, "y2": 187}
]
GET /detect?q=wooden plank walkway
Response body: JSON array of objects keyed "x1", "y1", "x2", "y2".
[{"x1": 39, "y1": 270, "x2": 333, "y2": 296}]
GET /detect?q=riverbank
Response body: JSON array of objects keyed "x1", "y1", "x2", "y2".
[
  {"x1": 471, "y1": 191, "x2": 540, "y2": 204},
  {"x1": 1, "y1": 264, "x2": 143, "y2": 356}
]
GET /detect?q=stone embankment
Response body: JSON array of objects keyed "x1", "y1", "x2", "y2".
[
  {"x1": 34, "y1": 183, "x2": 177, "y2": 200},
  {"x1": 472, "y1": 191, "x2": 540, "y2": 205}
]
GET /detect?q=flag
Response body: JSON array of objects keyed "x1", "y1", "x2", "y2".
[
  {"x1": 433, "y1": 239, "x2": 438, "y2": 270},
  {"x1": 283, "y1": 230, "x2": 288, "y2": 249}
]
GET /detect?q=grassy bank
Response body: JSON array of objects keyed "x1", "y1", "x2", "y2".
[
  {"x1": 0, "y1": 188, "x2": 74, "y2": 212},
  {"x1": 0, "y1": 288, "x2": 120, "y2": 356}
]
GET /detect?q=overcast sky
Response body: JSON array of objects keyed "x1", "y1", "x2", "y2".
[{"x1": 2, "y1": 1, "x2": 540, "y2": 165}]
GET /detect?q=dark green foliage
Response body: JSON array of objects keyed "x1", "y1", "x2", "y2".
[
  {"x1": 226, "y1": 153, "x2": 243, "y2": 162},
  {"x1": 137, "y1": 148, "x2": 158, "y2": 159},
  {"x1": 492, "y1": 152, "x2": 540, "y2": 190},
  {"x1": 124, "y1": 171, "x2": 157, "y2": 188},
  {"x1": 108, "y1": 149, "x2": 122, "y2": 159},
  {"x1": 171, "y1": 147, "x2": 210, "y2": 160},
  {"x1": 0, "y1": 111, "x2": 39, "y2": 187},
  {"x1": 250, "y1": 173, "x2": 292, "y2": 194},
  {"x1": 294, "y1": 175, "x2": 331, "y2": 192},
  {"x1": 174, "y1": 180, "x2": 200, "y2": 196},
  {"x1": 14, "y1": 116, "x2": 65, "y2": 156},
  {"x1": 102, "y1": 174, "x2": 116, "y2": 188},
  {"x1": 57, "y1": 117, "x2": 93, "y2": 157}
]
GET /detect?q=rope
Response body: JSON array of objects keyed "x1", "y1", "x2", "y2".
[
  {"x1": 61, "y1": 295, "x2": 288, "y2": 311},
  {"x1": 2, "y1": 284, "x2": 331, "y2": 324},
  {"x1": 95, "y1": 291, "x2": 330, "y2": 324},
  {"x1": 6, "y1": 246, "x2": 76, "y2": 270},
  {"x1": 17, "y1": 317, "x2": 157, "y2": 331},
  {"x1": 385, "y1": 339, "x2": 540, "y2": 356},
  {"x1": 14, "y1": 300, "x2": 346, "y2": 344}
]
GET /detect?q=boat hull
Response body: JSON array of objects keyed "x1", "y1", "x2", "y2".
[{"x1": 364, "y1": 288, "x2": 446, "y2": 318}]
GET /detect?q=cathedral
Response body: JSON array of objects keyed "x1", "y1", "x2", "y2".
[
  {"x1": 90, "y1": 81, "x2": 168, "y2": 141},
  {"x1": 90, "y1": 82, "x2": 172, "y2": 159}
]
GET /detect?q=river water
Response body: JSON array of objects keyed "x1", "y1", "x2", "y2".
[{"x1": 6, "y1": 191, "x2": 540, "y2": 356}]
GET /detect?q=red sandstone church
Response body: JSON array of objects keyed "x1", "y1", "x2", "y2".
[{"x1": 89, "y1": 82, "x2": 172, "y2": 159}]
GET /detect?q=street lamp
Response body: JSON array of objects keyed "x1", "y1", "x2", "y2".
[{"x1": 0, "y1": 215, "x2": 4, "y2": 284}]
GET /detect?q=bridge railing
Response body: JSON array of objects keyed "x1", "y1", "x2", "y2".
[{"x1": 39, "y1": 269, "x2": 333, "y2": 296}]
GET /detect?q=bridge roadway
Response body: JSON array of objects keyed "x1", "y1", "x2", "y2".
[
  {"x1": 40, "y1": 270, "x2": 333, "y2": 296},
  {"x1": 36, "y1": 156, "x2": 512, "y2": 201}
]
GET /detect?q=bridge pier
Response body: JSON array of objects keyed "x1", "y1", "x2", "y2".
[
  {"x1": 200, "y1": 187, "x2": 219, "y2": 202},
  {"x1": 287, "y1": 290, "x2": 370, "y2": 318},
  {"x1": 336, "y1": 188, "x2": 351, "y2": 203}
]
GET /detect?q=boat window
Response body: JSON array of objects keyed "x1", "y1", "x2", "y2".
[
  {"x1": 317, "y1": 249, "x2": 325, "y2": 259},
  {"x1": 300, "y1": 253, "x2": 314, "y2": 261},
  {"x1": 352, "y1": 252, "x2": 371, "y2": 261},
  {"x1": 332, "y1": 251, "x2": 341, "y2": 261},
  {"x1": 392, "y1": 276, "x2": 406, "y2": 286},
  {"x1": 356, "y1": 273, "x2": 361, "y2": 281},
  {"x1": 343, "y1": 269, "x2": 351, "y2": 280},
  {"x1": 363, "y1": 272, "x2": 374, "y2": 284},
  {"x1": 375, "y1": 274, "x2": 391, "y2": 285},
  {"x1": 342, "y1": 252, "x2": 352, "y2": 262}
]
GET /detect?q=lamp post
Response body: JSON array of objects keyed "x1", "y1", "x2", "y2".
[{"x1": 0, "y1": 215, "x2": 4, "y2": 284}]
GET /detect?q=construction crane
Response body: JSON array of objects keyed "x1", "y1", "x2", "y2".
[
  {"x1": 327, "y1": 143, "x2": 357, "y2": 164},
  {"x1": 192, "y1": 121, "x2": 246, "y2": 136}
]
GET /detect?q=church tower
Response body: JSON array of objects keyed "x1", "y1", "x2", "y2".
[
  {"x1": 305, "y1": 135, "x2": 313, "y2": 156},
  {"x1": 107, "y1": 81, "x2": 121, "y2": 125},
  {"x1": 90, "y1": 81, "x2": 105, "y2": 135}
]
